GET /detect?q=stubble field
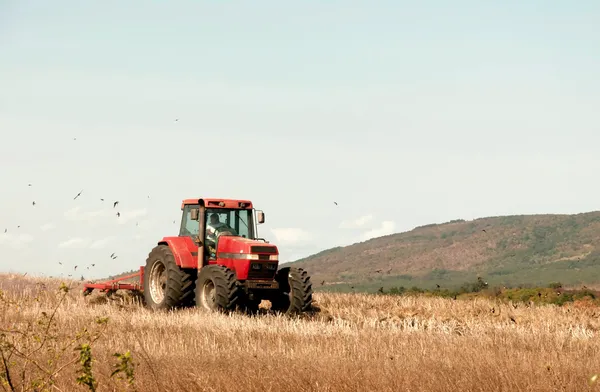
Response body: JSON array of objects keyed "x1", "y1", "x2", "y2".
[{"x1": 1, "y1": 273, "x2": 599, "y2": 392}]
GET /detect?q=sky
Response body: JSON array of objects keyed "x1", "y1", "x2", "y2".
[{"x1": 1, "y1": 0, "x2": 599, "y2": 279}]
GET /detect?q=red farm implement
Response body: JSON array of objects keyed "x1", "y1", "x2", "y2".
[{"x1": 83, "y1": 267, "x2": 144, "y2": 296}]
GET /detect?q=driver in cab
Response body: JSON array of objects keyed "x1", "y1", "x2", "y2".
[
  {"x1": 206, "y1": 213, "x2": 234, "y2": 235},
  {"x1": 205, "y1": 213, "x2": 236, "y2": 256}
]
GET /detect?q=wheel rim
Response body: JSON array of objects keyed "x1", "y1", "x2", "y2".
[
  {"x1": 149, "y1": 260, "x2": 167, "y2": 304},
  {"x1": 201, "y1": 280, "x2": 216, "y2": 309}
]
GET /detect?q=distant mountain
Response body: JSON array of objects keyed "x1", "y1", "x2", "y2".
[{"x1": 289, "y1": 211, "x2": 600, "y2": 292}]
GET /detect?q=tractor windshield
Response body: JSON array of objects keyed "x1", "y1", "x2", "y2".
[
  {"x1": 179, "y1": 205, "x2": 256, "y2": 240},
  {"x1": 205, "y1": 208, "x2": 254, "y2": 239}
]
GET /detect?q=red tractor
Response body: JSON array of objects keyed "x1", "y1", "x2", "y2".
[{"x1": 83, "y1": 198, "x2": 313, "y2": 314}]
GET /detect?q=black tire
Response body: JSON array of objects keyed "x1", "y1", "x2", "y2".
[
  {"x1": 195, "y1": 265, "x2": 241, "y2": 312},
  {"x1": 270, "y1": 267, "x2": 313, "y2": 314},
  {"x1": 143, "y1": 245, "x2": 196, "y2": 310}
]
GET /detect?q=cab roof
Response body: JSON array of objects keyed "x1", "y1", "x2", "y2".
[{"x1": 181, "y1": 198, "x2": 253, "y2": 210}]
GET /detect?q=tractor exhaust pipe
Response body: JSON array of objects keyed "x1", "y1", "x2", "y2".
[{"x1": 198, "y1": 199, "x2": 206, "y2": 268}]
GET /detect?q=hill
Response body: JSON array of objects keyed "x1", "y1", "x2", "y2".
[{"x1": 290, "y1": 211, "x2": 600, "y2": 292}]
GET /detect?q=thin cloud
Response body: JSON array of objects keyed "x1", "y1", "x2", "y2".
[
  {"x1": 64, "y1": 206, "x2": 147, "y2": 225},
  {"x1": 40, "y1": 223, "x2": 56, "y2": 231},
  {"x1": 362, "y1": 221, "x2": 396, "y2": 241},
  {"x1": 58, "y1": 237, "x2": 90, "y2": 249},
  {"x1": 135, "y1": 219, "x2": 154, "y2": 230},
  {"x1": 64, "y1": 206, "x2": 82, "y2": 220},
  {"x1": 117, "y1": 208, "x2": 148, "y2": 224},
  {"x1": 0, "y1": 233, "x2": 34, "y2": 249},
  {"x1": 279, "y1": 243, "x2": 327, "y2": 262},
  {"x1": 270, "y1": 228, "x2": 312, "y2": 244},
  {"x1": 89, "y1": 236, "x2": 115, "y2": 249},
  {"x1": 64, "y1": 206, "x2": 111, "y2": 222},
  {"x1": 339, "y1": 214, "x2": 374, "y2": 229}
]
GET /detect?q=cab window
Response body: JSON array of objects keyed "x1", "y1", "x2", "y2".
[{"x1": 179, "y1": 204, "x2": 199, "y2": 237}]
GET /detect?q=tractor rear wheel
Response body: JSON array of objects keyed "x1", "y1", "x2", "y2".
[
  {"x1": 143, "y1": 245, "x2": 196, "y2": 310},
  {"x1": 270, "y1": 267, "x2": 313, "y2": 314},
  {"x1": 195, "y1": 265, "x2": 241, "y2": 312}
]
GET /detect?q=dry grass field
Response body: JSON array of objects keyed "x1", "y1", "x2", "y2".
[{"x1": 1, "y1": 273, "x2": 600, "y2": 392}]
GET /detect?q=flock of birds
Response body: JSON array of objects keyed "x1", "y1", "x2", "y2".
[
  {"x1": 8, "y1": 125, "x2": 189, "y2": 280},
  {"x1": 2, "y1": 183, "x2": 158, "y2": 281}
]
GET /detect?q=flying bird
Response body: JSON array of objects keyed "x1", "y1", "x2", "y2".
[
  {"x1": 100, "y1": 198, "x2": 104, "y2": 201},
  {"x1": 74, "y1": 190, "x2": 83, "y2": 200},
  {"x1": 334, "y1": 201, "x2": 338, "y2": 205},
  {"x1": 28, "y1": 184, "x2": 32, "y2": 187},
  {"x1": 4, "y1": 228, "x2": 6, "y2": 233},
  {"x1": 32, "y1": 201, "x2": 35, "y2": 206},
  {"x1": 116, "y1": 212, "x2": 120, "y2": 218},
  {"x1": 113, "y1": 201, "x2": 119, "y2": 208}
]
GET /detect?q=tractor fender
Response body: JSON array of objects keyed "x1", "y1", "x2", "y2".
[{"x1": 157, "y1": 236, "x2": 198, "y2": 269}]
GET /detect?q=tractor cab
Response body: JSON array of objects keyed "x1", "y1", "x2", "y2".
[{"x1": 178, "y1": 198, "x2": 268, "y2": 265}]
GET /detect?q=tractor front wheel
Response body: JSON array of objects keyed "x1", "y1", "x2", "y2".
[
  {"x1": 270, "y1": 267, "x2": 313, "y2": 314},
  {"x1": 143, "y1": 245, "x2": 196, "y2": 310},
  {"x1": 195, "y1": 265, "x2": 241, "y2": 312}
]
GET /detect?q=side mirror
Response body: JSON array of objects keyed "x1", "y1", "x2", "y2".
[
  {"x1": 256, "y1": 210, "x2": 265, "y2": 224},
  {"x1": 190, "y1": 208, "x2": 199, "y2": 221}
]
